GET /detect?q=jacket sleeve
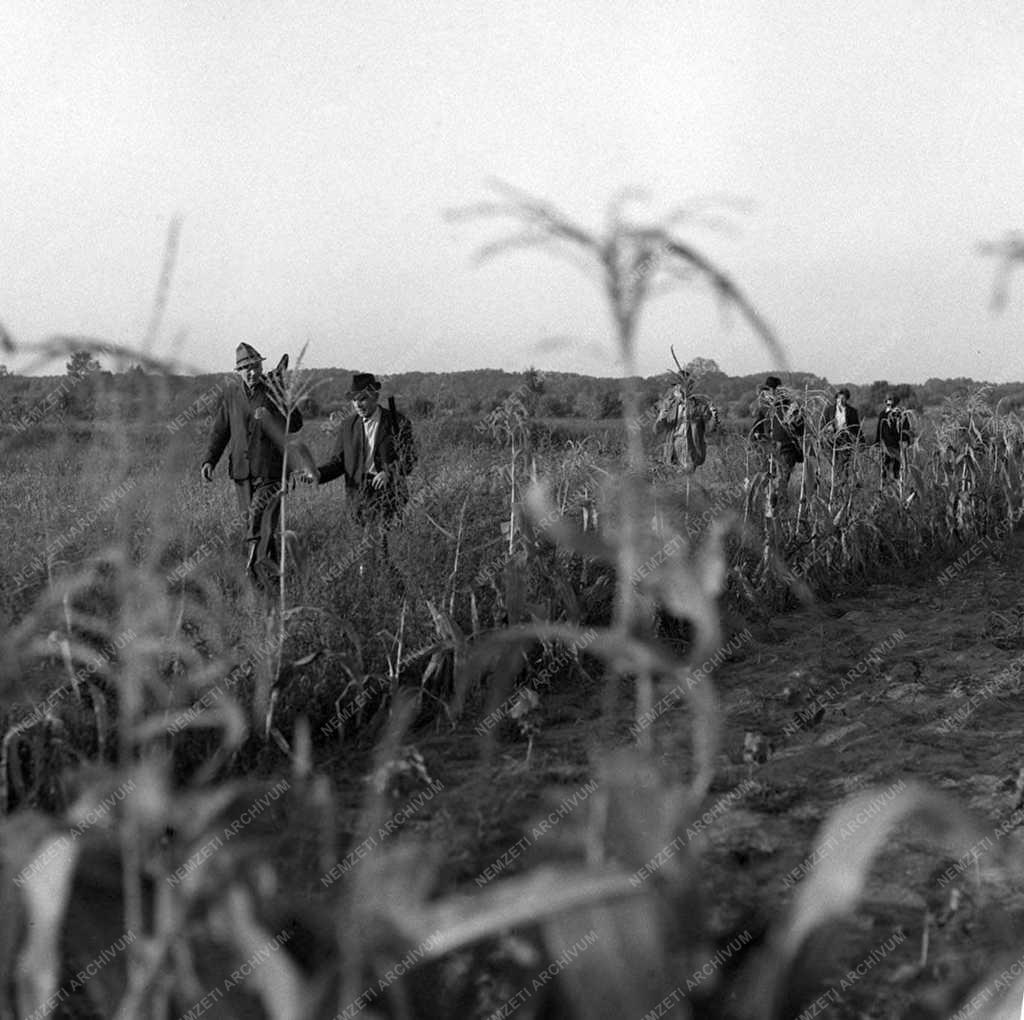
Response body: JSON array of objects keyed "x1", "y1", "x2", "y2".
[
  {"x1": 203, "y1": 393, "x2": 231, "y2": 468},
  {"x1": 317, "y1": 428, "x2": 348, "y2": 484},
  {"x1": 751, "y1": 406, "x2": 766, "y2": 439}
]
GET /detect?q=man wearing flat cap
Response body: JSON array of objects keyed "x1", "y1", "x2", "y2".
[
  {"x1": 305, "y1": 372, "x2": 416, "y2": 530},
  {"x1": 201, "y1": 343, "x2": 304, "y2": 590}
]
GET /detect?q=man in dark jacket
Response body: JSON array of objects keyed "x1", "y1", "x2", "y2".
[
  {"x1": 875, "y1": 394, "x2": 913, "y2": 479},
  {"x1": 751, "y1": 375, "x2": 804, "y2": 506},
  {"x1": 201, "y1": 343, "x2": 303, "y2": 590},
  {"x1": 308, "y1": 372, "x2": 416, "y2": 529},
  {"x1": 821, "y1": 387, "x2": 862, "y2": 481}
]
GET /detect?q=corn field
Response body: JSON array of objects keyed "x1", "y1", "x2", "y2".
[{"x1": 2, "y1": 199, "x2": 1024, "y2": 1018}]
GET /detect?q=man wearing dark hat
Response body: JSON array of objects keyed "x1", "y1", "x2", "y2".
[
  {"x1": 201, "y1": 343, "x2": 304, "y2": 590},
  {"x1": 304, "y1": 372, "x2": 416, "y2": 529},
  {"x1": 751, "y1": 375, "x2": 805, "y2": 506},
  {"x1": 875, "y1": 393, "x2": 913, "y2": 480},
  {"x1": 820, "y1": 387, "x2": 863, "y2": 482}
]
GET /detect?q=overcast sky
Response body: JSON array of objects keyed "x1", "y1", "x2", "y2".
[{"x1": 2, "y1": 1, "x2": 1023, "y2": 383}]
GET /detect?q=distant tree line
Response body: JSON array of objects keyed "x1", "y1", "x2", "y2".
[{"x1": 0, "y1": 356, "x2": 1021, "y2": 430}]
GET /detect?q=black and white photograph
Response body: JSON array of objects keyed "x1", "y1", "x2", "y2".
[{"x1": 2, "y1": 2, "x2": 1024, "y2": 1017}]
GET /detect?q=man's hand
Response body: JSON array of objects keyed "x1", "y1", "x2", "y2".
[
  {"x1": 292, "y1": 468, "x2": 319, "y2": 487},
  {"x1": 370, "y1": 469, "x2": 389, "y2": 490},
  {"x1": 252, "y1": 407, "x2": 266, "y2": 422},
  {"x1": 201, "y1": 463, "x2": 214, "y2": 482}
]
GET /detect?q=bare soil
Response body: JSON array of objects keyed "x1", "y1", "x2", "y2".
[{"x1": 301, "y1": 528, "x2": 1024, "y2": 1019}]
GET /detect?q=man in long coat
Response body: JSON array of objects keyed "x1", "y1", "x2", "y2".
[
  {"x1": 201, "y1": 343, "x2": 303, "y2": 590},
  {"x1": 308, "y1": 372, "x2": 416, "y2": 530},
  {"x1": 653, "y1": 371, "x2": 719, "y2": 472}
]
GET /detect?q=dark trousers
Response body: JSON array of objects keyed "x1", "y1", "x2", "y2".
[
  {"x1": 234, "y1": 477, "x2": 282, "y2": 591},
  {"x1": 350, "y1": 480, "x2": 408, "y2": 530},
  {"x1": 753, "y1": 442, "x2": 800, "y2": 514},
  {"x1": 778, "y1": 446, "x2": 802, "y2": 501},
  {"x1": 347, "y1": 483, "x2": 411, "y2": 577},
  {"x1": 881, "y1": 447, "x2": 901, "y2": 479}
]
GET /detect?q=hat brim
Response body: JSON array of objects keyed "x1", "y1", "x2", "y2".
[
  {"x1": 346, "y1": 383, "x2": 381, "y2": 398},
  {"x1": 236, "y1": 357, "x2": 265, "y2": 369}
]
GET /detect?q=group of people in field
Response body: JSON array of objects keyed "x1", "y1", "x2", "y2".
[
  {"x1": 200, "y1": 343, "x2": 416, "y2": 592},
  {"x1": 652, "y1": 372, "x2": 914, "y2": 504},
  {"x1": 199, "y1": 347, "x2": 914, "y2": 592}
]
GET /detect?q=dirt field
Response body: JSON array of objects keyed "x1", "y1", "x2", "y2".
[
  {"x1": 701, "y1": 524, "x2": 1024, "y2": 1018},
  {"x1": 319, "y1": 525, "x2": 1024, "y2": 1018}
]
